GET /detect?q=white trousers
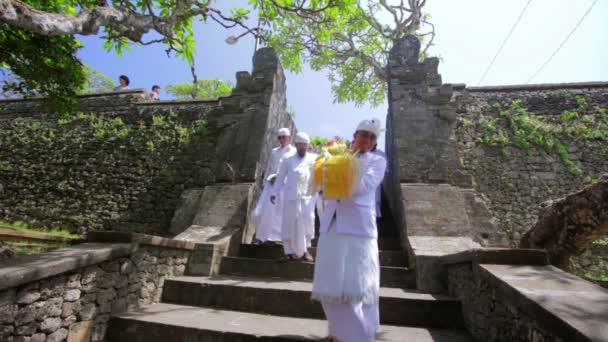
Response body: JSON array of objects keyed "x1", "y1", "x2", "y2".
[
  {"x1": 252, "y1": 183, "x2": 282, "y2": 242},
  {"x1": 281, "y1": 197, "x2": 315, "y2": 257},
  {"x1": 321, "y1": 301, "x2": 379, "y2": 342}
]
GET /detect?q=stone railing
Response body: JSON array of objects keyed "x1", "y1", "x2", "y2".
[
  {"x1": 441, "y1": 248, "x2": 608, "y2": 342},
  {"x1": 0, "y1": 234, "x2": 194, "y2": 342}
]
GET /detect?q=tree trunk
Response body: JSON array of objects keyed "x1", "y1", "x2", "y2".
[{"x1": 520, "y1": 174, "x2": 608, "y2": 272}]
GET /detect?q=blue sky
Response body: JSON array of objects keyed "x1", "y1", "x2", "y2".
[{"x1": 76, "y1": 0, "x2": 608, "y2": 149}]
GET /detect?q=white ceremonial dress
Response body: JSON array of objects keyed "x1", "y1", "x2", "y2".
[
  {"x1": 252, "y1": 145, "x2": 295, "y2": 242},
  {"x1": 272, "y1": 152, "x2": 317, "y2": 256}
]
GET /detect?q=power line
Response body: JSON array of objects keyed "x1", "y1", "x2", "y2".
[
  {"x1": 477, "y1": 0, "x2": 533, "y2": 85},
  {"x1": 526, "y1": 0, "x2": 598, "y2": 84}
]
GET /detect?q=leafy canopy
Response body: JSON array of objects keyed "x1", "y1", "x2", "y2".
[
  {"x1": 166, "y1": 78, "x2": 233, "y2": 100},
  {"x1": 1, "y1": 0, "x2": 432, "y2": 109}
]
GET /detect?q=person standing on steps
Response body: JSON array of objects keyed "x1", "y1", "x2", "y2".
[
  {"x1": 311, "y1": 118, "x2": 387, "y2": 342},
  {"x1": 271, "y1": 132, "x2": 317, "y2": 262},
  {"x1": 252, "y1": 128, "x2": 295, "y2": 244}
]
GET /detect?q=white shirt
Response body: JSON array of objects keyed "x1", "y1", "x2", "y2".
[
  {"x1": 273, "y1": 152, "x2": 317, "y2": 201},
  {"x1": 265, "y1": 145, "x2": 295, "y2": 181},
  {"x1": 319, "y1": 152, "x2": 387, "y2": 238}
]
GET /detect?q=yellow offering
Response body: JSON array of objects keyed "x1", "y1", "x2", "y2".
[{"x1": 312, "y1": 140, "x2": 360, "y2": 199}]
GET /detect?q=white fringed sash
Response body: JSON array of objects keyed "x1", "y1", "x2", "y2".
[{"x1": 311, "y1": 223, "x2": 379, "y2": 304}]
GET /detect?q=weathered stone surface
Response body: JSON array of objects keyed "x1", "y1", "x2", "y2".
[
  {"x1": 12, "y1": 336, "x2": 31, "y2": 342},
  {"x1": 67, "y1": 320, "x2": 92, "y2": 342},
  {"x1": 43, "y1": 298, "x2": 63, "y2": 318},
  {"x1": 399, "y1": 183, "x2": 502, "y2": 292},
  {"x1": 63, "y1": 289, "x2": 80, "y2": 302},
  {"x1": 15, "y1": 321, "x2": 37, "y2": 335},
  {"x1": 0, "y1": 304, "x2": 18, "y2": 324},
  {"x1": 453, "y1": 83, "x2": 608, "y2": 278},
  {"x1": 16, "y1": 291, "x2": 41, "y2": 305},
  {"x1": 78, "y1": 303, "x2": 97, "y2": 321},
  {"x1": 62, "y1": 315, "x2": 77, "y2": 328},
  {"x1": 448, "y1": 262, "x2": 608, "y2": 341},
  {"x1": 46, "y1": 328, "x2": 68, "y2": 342},
  {"x1": 0, "y1": 244, "x2": 134, "y2": 291},
  {"x1": 40, "y1": 317, "x2": 62, "y2": 333},
  {"x1": 173, "y1": 184, "x2": 250, "y2": 243},
  {"x1": 15, "y1": 304, "x2": 38, "y2": 326},
  {"x1": 169, "y1": 189, "x2": 206, "y2": 235},
  {"x1": 65, "y1": 274, "x2": 81, "y2": 289},
  {"x1": 386, "y1": 35, "x2": 471, "y2": 188},
  {"x1": 119, "y1": 260, "x2": 134, "y2": 275},
  {"x1": 0, "y1": 47, "x2": 292, "y2": 237},
  {"x1": 31, "y1": 333, "x2": 46, "y2": 342},
  {"x1": 0, "y1": 324, "x2": 14, "y2": 340}
]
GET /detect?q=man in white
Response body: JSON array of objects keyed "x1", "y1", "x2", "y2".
[
  {"x1": 311, "y1": 118, "x2": 387, "y2": 342},
  {"x1": 252, "y1": 128, "x2": 295, "y2": 243},
  {"x1": 271, "y1": 132, "x2": 317, "y2": 261}
]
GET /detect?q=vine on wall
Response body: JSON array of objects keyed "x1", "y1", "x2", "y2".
[{"x1": 467, "y1": 94, "x2": 608, "y2": 182}]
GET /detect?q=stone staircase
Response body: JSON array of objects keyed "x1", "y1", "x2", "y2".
[{"x1": 106, "y1": 218, "x2": 474, "y2": 341}]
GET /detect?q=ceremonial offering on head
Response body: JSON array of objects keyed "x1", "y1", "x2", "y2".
[{"x1": 311, "y1": 140, "x2": 361, "y2": 199}]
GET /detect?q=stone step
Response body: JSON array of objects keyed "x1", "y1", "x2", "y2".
[
  {"x1": 311, "y1": 237, "x2": 402, "y2": 251},
  {"x1": 238, "y1": 244, "x2": 407, "y2": 267},
  {"x1": 219, "y1": 256, "x2": 416, "y2": 288},
  {"x1": 107, "y1": 303, "x2": 474, "y2": 342},
  {"x1": 162, "y1": 275, "x2": 465, "y2": 329}
]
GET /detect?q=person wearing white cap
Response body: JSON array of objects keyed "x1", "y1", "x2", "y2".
[
  {"x1": 271, "y1": 132, "x2": 317, "y2": 261},
  {"x1": 311, "y1": 118, "x2": 386, "y2": 342},
  {"x1": 252, "y1": 128, "x2": 295, "y2": 243}
]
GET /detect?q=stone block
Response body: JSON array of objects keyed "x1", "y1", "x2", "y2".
[
  {"x1": 47, "y1": 328, "x2": 68, "y2": 342},
  {"x1": 40, "y1": 317, "x2": 62, "y2": 333},
  {"x1": 15, "y1": 303, "x2": 38, "y2": 326},
  {"x1": 0, "y1": 304, "x2": 18, "y2": 324},
  {"x1": 16, "y1": 321, "x2": 37, "y2": 335},
  {"x1": 0, "y1": 289, "x2": 16, "y2": 306},
  {"x1": 78, "y1": 303, "x2": 97, "y2": 321},
  {"x1": 30, "y1": 334, "x2": 46, "y2": 342},
  {"x1": 66, "y1": 274, "x2": 81, "y2": 289},
  {"x1": 111, "y1": 298, "x2": 127, "y2": 314},
  {"x1": 96, "y1": 288, "x2": 116, "y2": 304},
  {"x1": 119, "y1": 260, "x2": 134, "y2": 275},
  {"x1": 12, "y1": 336, "x2": 31, "y2": 342},
  {"x1": 0, "y1": 324, "x2": 14, "y2": 340},
  {"x1": 16, "y1": 291, "x2": 41, "y2": 305},
  {"x1": 64, "y1": 289, "x2": 80, "y2": 302}
]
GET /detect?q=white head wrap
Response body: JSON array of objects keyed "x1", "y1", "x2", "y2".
[
  {"x1": 294, "y1": 132, "x2": 310, "y2": 144},
  {"x1": 277, "y1": 128, "x2": 291, "y2": 137},
  {"x1": 356, "y1": 118, "x2": 383, "y2": 137}
]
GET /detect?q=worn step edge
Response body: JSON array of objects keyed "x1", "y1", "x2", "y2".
[
  {"x1": 162, "y1": 275, "x2": 464, "y2": 328},
  {"x1": 219, "y1": 256, "x2": 416, "y2": 288},
  {"x1": 311, "y1": 237, "x2": 402, "y2": 250},
  {"x1": 107, "y1": 303, "x2": 474, "y2": 342},
  {"x1": 238, "y1": 245, "x2": 407, "y2": 267}
]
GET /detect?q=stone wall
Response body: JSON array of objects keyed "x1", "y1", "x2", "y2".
[
  {"x1": 446, "y1": 263, "x2": 564, "y2": 342},
  {"x1": 454, "y1": 82, "x2": 608, "y2": 246},
  {"x1": 0, "y1": 241, "x2": 192, "y2": 342},
  {"x1": 0, "y1": 48, "x2": 294, "y2": 236}
]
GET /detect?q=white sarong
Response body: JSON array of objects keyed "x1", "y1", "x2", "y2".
[
  {"x1": 281, "y1": 196, "x2": 315, "y2": 256},
  {"x1": 312, "y1": 223, "x2": 380, "y2": 342},
  {"x1": 252, "y1": 183, "x2": 282, "y2": 242},
  {"x1": 312, "y1": 223, "x2": 379, "y2": 303}
]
